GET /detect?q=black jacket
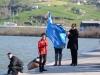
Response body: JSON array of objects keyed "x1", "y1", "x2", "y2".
[
  {"x1": 8, "y1": 56, "x2": 24, "y2": 67},
  {"x1": 67, "y1": 29, "x2": 78, "y2": 50}
]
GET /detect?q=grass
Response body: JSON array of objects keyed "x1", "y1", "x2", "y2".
[
  {"x1": 0, "y1": 0, "x2": 6, "y2": 2},
  {"x1": 33, "y1": 1, "x2": 67, "y2": 5},
  {"x1": 0, "y1": 1, "x2": 100, "y2": 26},
  {"x1": 0, "y1": 20, "x2": 8, "y2": 25},
  {"x1": 14, "y1": 5, "x2": 79, "y2": 25}
]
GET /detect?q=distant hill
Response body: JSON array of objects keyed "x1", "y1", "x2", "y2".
[{"x1": 0, "y1": 0, "x2": 100, "y2": 26}]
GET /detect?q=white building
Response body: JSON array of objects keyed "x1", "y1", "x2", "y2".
[
  {"x1": 82, "y1": 0, "x2": 87, "y2": 3},
  {"x1": 76, "y1": 1, "x2": 81, "y2": 5},
  {"x1": 96, "y1": 0, "x2": 100, "y2": 3},
  {"x1": 32, "y1": 5, "x2": 39, "y2": 9},
  {"x1": 4, "y1": 22, "x2": 17, "y2": 26}
]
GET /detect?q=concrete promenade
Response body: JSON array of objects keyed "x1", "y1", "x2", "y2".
[{"x1": 22, "y1": 48, "x2": 100, "y2": 75}]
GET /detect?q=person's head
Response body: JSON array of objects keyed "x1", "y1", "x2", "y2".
[
  {"x1": 71, "y1": 23, "x2": 77, "y2": 29},
  {"x1": 7, "y1": 52, "x2": 13, "y2": 59},
  {"x1": 41, "y1": 33, "x2": 46, "y2": 40}
]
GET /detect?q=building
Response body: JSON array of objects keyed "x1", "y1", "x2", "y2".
[
  {"x1": 80, "y1": 21, "x2": 100, "y2": 31},
  {"x1": 4, "y1": 22, "x2": 17, "y2": 26},
  {"x1": 32, "y1": 5, "x2": 39, "y2": 9},
  {"x1": 96, "y1": 0, "x2": 100, "y2": 3},
  {"x1": 76, "y1": 1, "x2": 81, "y2": 5},
  {"x1": 82, "y1": 0, "x2": 87, "y2": 3}
]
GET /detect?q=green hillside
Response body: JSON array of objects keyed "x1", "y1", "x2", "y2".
[
  {"x1": 0, "y1": 0, "x2": 6, "y2": 2},
  {"x1": 0, "y1": 0, "x2": 100, "y2": 26}
]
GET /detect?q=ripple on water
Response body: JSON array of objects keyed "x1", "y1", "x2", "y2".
[{"x1": 0, "y1": 36, "x2": 100, "y2": 74}]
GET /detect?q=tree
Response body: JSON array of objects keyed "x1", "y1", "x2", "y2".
[
  {"x1": 71, "y1": 7, "x2": 76, "y2": 13},
  {"x1": 8, "y1": 0, "x2": 32, "y2": 14}
]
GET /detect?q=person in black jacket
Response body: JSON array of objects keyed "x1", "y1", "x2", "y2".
[
  {"x1": 7, "y1": 53, "x2": 24, "y2": 75},
  {"x1": 67, "y1": 23, "x2": 79, "y2": 66}
]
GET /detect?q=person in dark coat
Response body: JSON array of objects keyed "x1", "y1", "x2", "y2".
[
  {"x1": 7, "y1": 53, "x2": 24, "y2": 75},
  {"x1": 67, "y1": 23, "x2": 79, "y2": 66}
]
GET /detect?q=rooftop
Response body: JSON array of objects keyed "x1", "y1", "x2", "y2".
[{"x1": 81, "y1": 21, "x2": 100, "y2": 24}]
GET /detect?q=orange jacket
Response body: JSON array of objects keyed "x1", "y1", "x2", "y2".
[{"x1": 38, "y1": 39, "x2": 48, "y2": 54}]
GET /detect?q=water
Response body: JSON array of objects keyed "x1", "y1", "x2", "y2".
[{"x1": 0, "y1": 36, "x2": 100, "y2": 74}]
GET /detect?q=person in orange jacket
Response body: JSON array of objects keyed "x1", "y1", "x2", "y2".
[{"x1": 38, "y1": 33, "x2": 48, "y2": 72}]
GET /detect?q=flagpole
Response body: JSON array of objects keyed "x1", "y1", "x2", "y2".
[{"x1": 46, "y1": 11, "x2": 66, "y2": 48}]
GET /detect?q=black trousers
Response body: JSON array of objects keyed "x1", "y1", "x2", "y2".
[
  {"x1": 8, "y1": 66, "x2": 23, "y2": 75},
  {"x1": 70, "y1": 49, "x2": 77, "y2": 64},
  {"x1": 39, "y1": 54, "x2": 47, "y2": 71},
  {"x1": 54, "y1": 48, "x2": 62, "y2": 54}
]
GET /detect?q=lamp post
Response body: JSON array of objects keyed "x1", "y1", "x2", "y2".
[
  {"x1": 13, "y1": 11, "x2": 14, "y2": 23},
  {"x1": 9, "y1": 7, "x2": 12, "y2": 22}
]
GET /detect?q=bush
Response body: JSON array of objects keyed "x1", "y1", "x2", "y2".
[
  {"x1": 79, "y1": 27, "x2": 100, "y2": 38},
  {"x1": 0, "y1": 27, "x2": 46, "y2": 36}
]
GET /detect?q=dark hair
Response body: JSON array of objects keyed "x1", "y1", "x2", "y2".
[
  {"x1": 7, "y1": 52, "x2": 12, "y2": 55},
  {"x1": 41, "y1": 33, "x2": 46, "y2": 36}
]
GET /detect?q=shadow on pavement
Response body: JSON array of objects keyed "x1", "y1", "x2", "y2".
[{"x1": 24, "y1": 49, "x2": 100, "y2": 74}]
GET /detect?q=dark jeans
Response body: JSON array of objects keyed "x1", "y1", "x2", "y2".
[
  {"x1": 70, "y1": 49, "x2": 77, "y2": 64},
  {"x1": 8, "y1": 66, "x2": 23, "y2": 74},
  {"x1": 39, "y1": 54, "x2": 47, "y2": 71},
  {"x1": 54, "y1": 48, "x2": 62, "y2": 54}
]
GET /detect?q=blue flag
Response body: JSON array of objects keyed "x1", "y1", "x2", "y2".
[{"x1": 46, "y1": 11, "x2": 66, "y2": 48}]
